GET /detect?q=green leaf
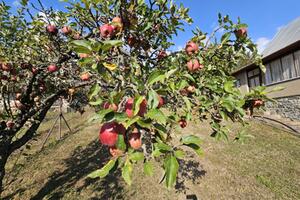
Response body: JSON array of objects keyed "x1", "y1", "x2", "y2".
[
  {"x1": 221, "y1": 32, "x2": 231, "y2": 44},
  {"x1": 89, "y1": 99, "x2": 103, "y2": 106},
  {"x1": 129, "y1": 152, "x2": 144, "y2": 162},
  {"x1": 116, "y1": 134, "x2": 126, "y2": 151},
  {"x1": 136, "y1": 119, "x2": 152, "y2": 129},
  {"x1": 174, "y1": 150, "x2": 185, "y2": 159},
  {"x1": 146, "y1": 109, "x2": 167, "y2": 124},
  {"x1": 102, "y1": 40, "x2": 123, "y2": 51},
  {"x1": 147, "y1": 71, "x2": 166, "y2": 86},
  {"x1": 96, "y1": 109, "x2": 114, "y2": 122},
  {"x1": 183, "y1": 96, "x2": 191, "y2": 111},
  {"x1": 180, "y1": 135, "x2": 202, "y2": 146},
  {"x1": 71, "y1": 40, "x2": 92, "y2": 51},
  {"x1": 87, "y1": 159, "x2": 116, "y2": 178},
  {"x1": 164, "y1": 155, "x2": 179, "y2": 188},
  {"x1": 156, "y1": 142, "x2": 172, "y2": 152},
  {"x1": 88, "y1": 84, "x2": 101, "y2": 99},
  {"x1": 144, "y1": 161, "x2": 154, "y2": 176},
  {"x1": 124, "y1": 116, "x2": 140, "y2": 129},
  {"x1": 134, "y1": 96, "x2": 144, "y2": 115},
  {"x1": 224, "y1": 81, "x2": 234, "y2": 93},
  {"x1": 122, "y1": 160, "x2": 133, "y2": 185}
]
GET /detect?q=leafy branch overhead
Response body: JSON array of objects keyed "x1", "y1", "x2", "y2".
[{"x1": 0, "y1": 0, "x2": 264, "y2": 191}]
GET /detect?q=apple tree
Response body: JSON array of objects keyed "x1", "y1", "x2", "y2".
[{"x1": 0, "y1": 0, "x2": 262, "y2": 194}]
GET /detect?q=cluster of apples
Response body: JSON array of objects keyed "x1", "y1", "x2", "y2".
[
  {"x1": 46, "y1": 24, "x2": 81, "y2": 39},
  {"x1": 99, "y1": 17, "x2": 123, "y2": 38},
  {"x1": 99, "y1": 95, "x2": 164, "y2": 157}
]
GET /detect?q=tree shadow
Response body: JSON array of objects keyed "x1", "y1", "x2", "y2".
[
  {"x1": 30, "y1": 140, "x2": 124, "y2": 200},
  {"x1": 175, "y1": 153, "x2": 206, "y2": 195}
]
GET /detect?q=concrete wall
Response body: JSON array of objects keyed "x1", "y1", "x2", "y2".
[{"x1": 266, "y1": 95, "x2": 300, "y2": 120}]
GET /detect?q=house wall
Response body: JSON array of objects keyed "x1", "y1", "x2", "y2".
[
  {"x1": 235, "y1": 71, "x2": 249, "y2": 94},
  {"x1": 266, "y1": 78, "x2": 300, "y2": 98}
]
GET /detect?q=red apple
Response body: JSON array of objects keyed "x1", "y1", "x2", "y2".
[
  {"x1": 31, "y1": 67, "x2": 38, "y2": 74},
  {"x1": 6, "y1": 120, "x2": 14, "y2": 129},
  {"x1": 1, "y1": 75, "x2": 8, "y2": 81},
  {"x1": 112, "y1": 16, "x2": 123, "y2": 33},
  {"x1": 15, "y1": 100, "x2": 26, "y2": 110},
  {"x1": 186, "y1": 59, "x2": 203, "y2": 72},
  {"x1": 157, "y1": 95, "x2": 164, "y2": 108},
  {"x1": 157, "y1": 50, "x2": 167, "y2": 60},
  {"x1": 1, "y1": 63, "x2": 11, "y2": 72},
  {"x1": 235, "y1": 27, "x2": 247, "y2": 39},
  {"x1": 73, "y1": 33, "x2": 81, "y2": 40},
  {"x1": 109, "y1": 146, "x2": 124, "y2": 157},
  {"x1": 99, "y1": 122, "x2": 125, "y2": 146},
  {"x1": 185, "y1": 41, "x2": 199, "y2": 55},
  {"x1": 79, "y1": 53, "x2": 90, "y2": 58},
  {"x1": 34, "y1": 96, "x2": 40, "y2": 102},
  {"x1": 103, "y1": 102, "x2": 118, "y2": 111},
  {"x1": 253, "y1": 99, "x2": 263, "y2": 107},
  {"x1": 61, "y1": 26, "x2": 72, "y2": 35},
  {"x1": 127, "y1": 35, "x2": 136, "y2": 47},
  {"x1": 179, "y1": 119, "x2": 187, "y2": 128},
  {"x1": 100, "y1": 24, "x2": 115, "y2": 38},
  {"x1": 46, "y1": 24, "x2": 58, "y2": 34},
  {"x1": 125, "y1": 98, "x2": 134, "y2": 118},
  {"x1": 187, "y1": 85, "x2": 196, "y2": 93},
  {"x1": 10, "y1": 76, "x2": 17, "y2": 81},
  {"x1": 47, "y1": 64, "x2": 58, "y2": 73},
  {"x1": 80, "y1": 73, "x2": 90, "y2": 81},
  {"x1": 138, "y1": 99, "x2": 147, "y2": 117},
  {"x1": 16, "y1": 93, "x2": 22, "y2": 100},
  {"x1": 129, "y1": 128, "x2": 142, "y2": 149}
]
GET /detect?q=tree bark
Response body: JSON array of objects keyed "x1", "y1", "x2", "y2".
[{"x1": 0, "y1": 133, "x2": 11, "y2": 197}]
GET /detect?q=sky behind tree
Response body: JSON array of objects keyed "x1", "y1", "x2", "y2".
[{"x1": 7, "y1": 0, "x2": 300, "y2": 53}]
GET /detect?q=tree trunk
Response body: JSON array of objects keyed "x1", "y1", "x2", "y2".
[{"x1": 0, "y1": 135, "x2": 11, "y2": 197}]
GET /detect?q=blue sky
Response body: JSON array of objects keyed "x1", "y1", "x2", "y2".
[{"x1": 7, "y1": 0, "x2": 300, "y2": 53}]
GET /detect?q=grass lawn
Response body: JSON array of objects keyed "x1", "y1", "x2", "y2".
[{"x1": 2, "y1": 110, "x2": 300, "y2": 200}]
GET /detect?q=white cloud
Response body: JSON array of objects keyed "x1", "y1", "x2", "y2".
[
  {"x1": 13, "y1": 0, "x2": 20, "y2": 7},
  {"x1": 256, "y1": 37, "x2": 271, "y2": 53}
]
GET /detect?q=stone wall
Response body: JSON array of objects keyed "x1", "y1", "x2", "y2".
[{"x1": 266, "y1": 95, "x2": 300, "y2": 120}]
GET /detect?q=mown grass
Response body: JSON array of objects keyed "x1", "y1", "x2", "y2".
[{"x1": 2, "y1": 110, "x2": 300, "y2": 200}]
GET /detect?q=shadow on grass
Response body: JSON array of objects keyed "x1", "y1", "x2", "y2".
[
  {"x1": 176, "y1": 153, "x2": 206, "y2": 194},
  {"x1": 29, "y1": 140, "x2": 124, "y2": 200}
]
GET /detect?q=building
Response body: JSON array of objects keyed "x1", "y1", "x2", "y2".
[{"x1": 232, "y1": 17, "x2": 300, "y2": 120}]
